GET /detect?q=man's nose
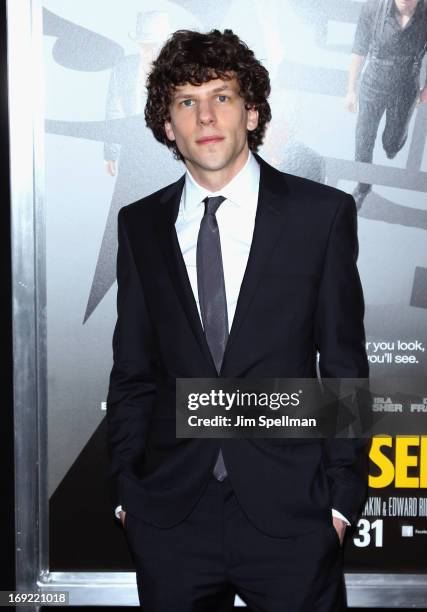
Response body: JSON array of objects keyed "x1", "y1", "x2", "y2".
[{"x1": 197, "y1": 99, "x2": 216, "y2": 124}]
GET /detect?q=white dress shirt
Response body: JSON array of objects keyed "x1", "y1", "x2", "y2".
[
  {"x1": 115, "y1": 150, "x2": 349, "y2": 526},
  {"x1": 175, "y1": 149, "x2": 260, "y2": 327}
]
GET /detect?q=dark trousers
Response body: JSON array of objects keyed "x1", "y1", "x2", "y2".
[
  {"x1": 355, "y1": 71, "x2": 419, "y2": 192},
  {"x1": 124, "y1": 475, "x2": 346, "y2": 611}
]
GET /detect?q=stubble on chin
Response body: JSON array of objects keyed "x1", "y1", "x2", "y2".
[{"x1": 186, "y1": 141, "x2": 247, "y2": 175}]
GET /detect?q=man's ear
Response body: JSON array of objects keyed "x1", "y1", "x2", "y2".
[
  {"x1": 164, "y1": 120, "x2": 176, "y2": 142},
  {"x1": 246, "y1": 107, "x2": 259, "y2": 132}
]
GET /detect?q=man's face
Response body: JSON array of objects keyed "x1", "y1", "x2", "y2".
[
  {"x1": 164, "y1": 76, "x2": 259, "y2": 175},
  {"x1": 394, "y1": 0, "x2": 419, "y2": 13}
]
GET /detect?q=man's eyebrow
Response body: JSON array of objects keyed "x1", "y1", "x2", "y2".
[
  {"x1": 210, "y1": 85, "x2": 234, "y2": 93},
  {"x1": 173, "y1": 92, "x2": 196, "y2": 100},
  {"x1": 173, "y1": 85, "x2": 235, "y2": 100}
]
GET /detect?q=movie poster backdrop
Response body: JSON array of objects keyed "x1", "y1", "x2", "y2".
[{"x1": 41, "y1": 0, "x2": 427, "y2": 576}]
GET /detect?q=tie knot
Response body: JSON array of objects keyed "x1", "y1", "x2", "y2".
[{"x1": 203, "y1": 196, "x2": 226, "y2": 216}]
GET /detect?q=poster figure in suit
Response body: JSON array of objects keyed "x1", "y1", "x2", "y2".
[
  {"x1": 103, "y1": 11, "x2": 171, "y2": 180},
  {"x1": 43, "y1": 9, "x2": 184, "y2": 320},
  {"x1": 85, "y1": 11, "x2": 180, "y2": 319},
  {"x1": 107, "y1": 29, "x2": 369, "y2": 611},
  {"x1": 346, "y1": 0, "x2": 427, "y2": 209}
]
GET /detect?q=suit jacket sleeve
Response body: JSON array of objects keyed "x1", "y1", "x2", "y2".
[
  {"x1": 106, "y1": 207, "x2": 156, "y2": 511},
  {"x1": 314, "y1": 193, "x2": 370, "y2": 525},
  {"x1": 352, "y1": 0, "x2": 375, "y2": 57}
]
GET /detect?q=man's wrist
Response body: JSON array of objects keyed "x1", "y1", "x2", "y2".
[
  {"x1": 114, "y1": 504, "x2": 123, "y2": 519},
  {"x1": 331, "y1": 508, "x2": 350, "y2": 526}
]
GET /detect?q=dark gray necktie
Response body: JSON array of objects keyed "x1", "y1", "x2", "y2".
[{"x1": 197, "y1": 195, "x2": 228, "y2": 481}]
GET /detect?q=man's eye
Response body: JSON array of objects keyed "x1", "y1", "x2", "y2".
[
  {"x1": 181, "y1": 99, "x2": 194, "y2": 107},
  {"x1": 217, "y1": 95, "x2": 229, "y2": 102}
]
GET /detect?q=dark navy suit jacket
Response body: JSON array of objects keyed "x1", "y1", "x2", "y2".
[{"x1": 106, "y1": 153, "x2": 369, "y2": 537}]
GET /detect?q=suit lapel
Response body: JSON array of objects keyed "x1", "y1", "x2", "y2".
[
  {"x1": 220, "y1": 154, "x2": 291, "y2": 372},
  {"x1": 154, "y1": 176, "x2": 218, "y2": 373},
  {"x1": 153, "y1": 155, "x2": 291, "y2": 376}
]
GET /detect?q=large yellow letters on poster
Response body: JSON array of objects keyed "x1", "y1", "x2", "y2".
[{"x1": 369, "y1": 436, "x2": 427, "y2": 488}]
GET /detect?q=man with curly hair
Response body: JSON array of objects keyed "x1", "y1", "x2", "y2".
[{"x1": 107, "y1": 28, "x2": 369, "y2": 611}]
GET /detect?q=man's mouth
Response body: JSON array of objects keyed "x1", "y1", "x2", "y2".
[{"x1": 196, "y1": 136, "x2": 224, "y2": 145}]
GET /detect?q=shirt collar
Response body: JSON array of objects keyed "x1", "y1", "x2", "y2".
[{"x1": 181, "y1": 151, "x2": 260, "y2": 217}]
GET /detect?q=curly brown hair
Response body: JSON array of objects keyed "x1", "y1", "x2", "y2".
[{"x1": 145, "y1": 29, "x2": 271, "y2": 161}]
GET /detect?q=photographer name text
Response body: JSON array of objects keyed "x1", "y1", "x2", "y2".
[{"x1": 187, "y1": 414, "x2": 317, "y2": 429}]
